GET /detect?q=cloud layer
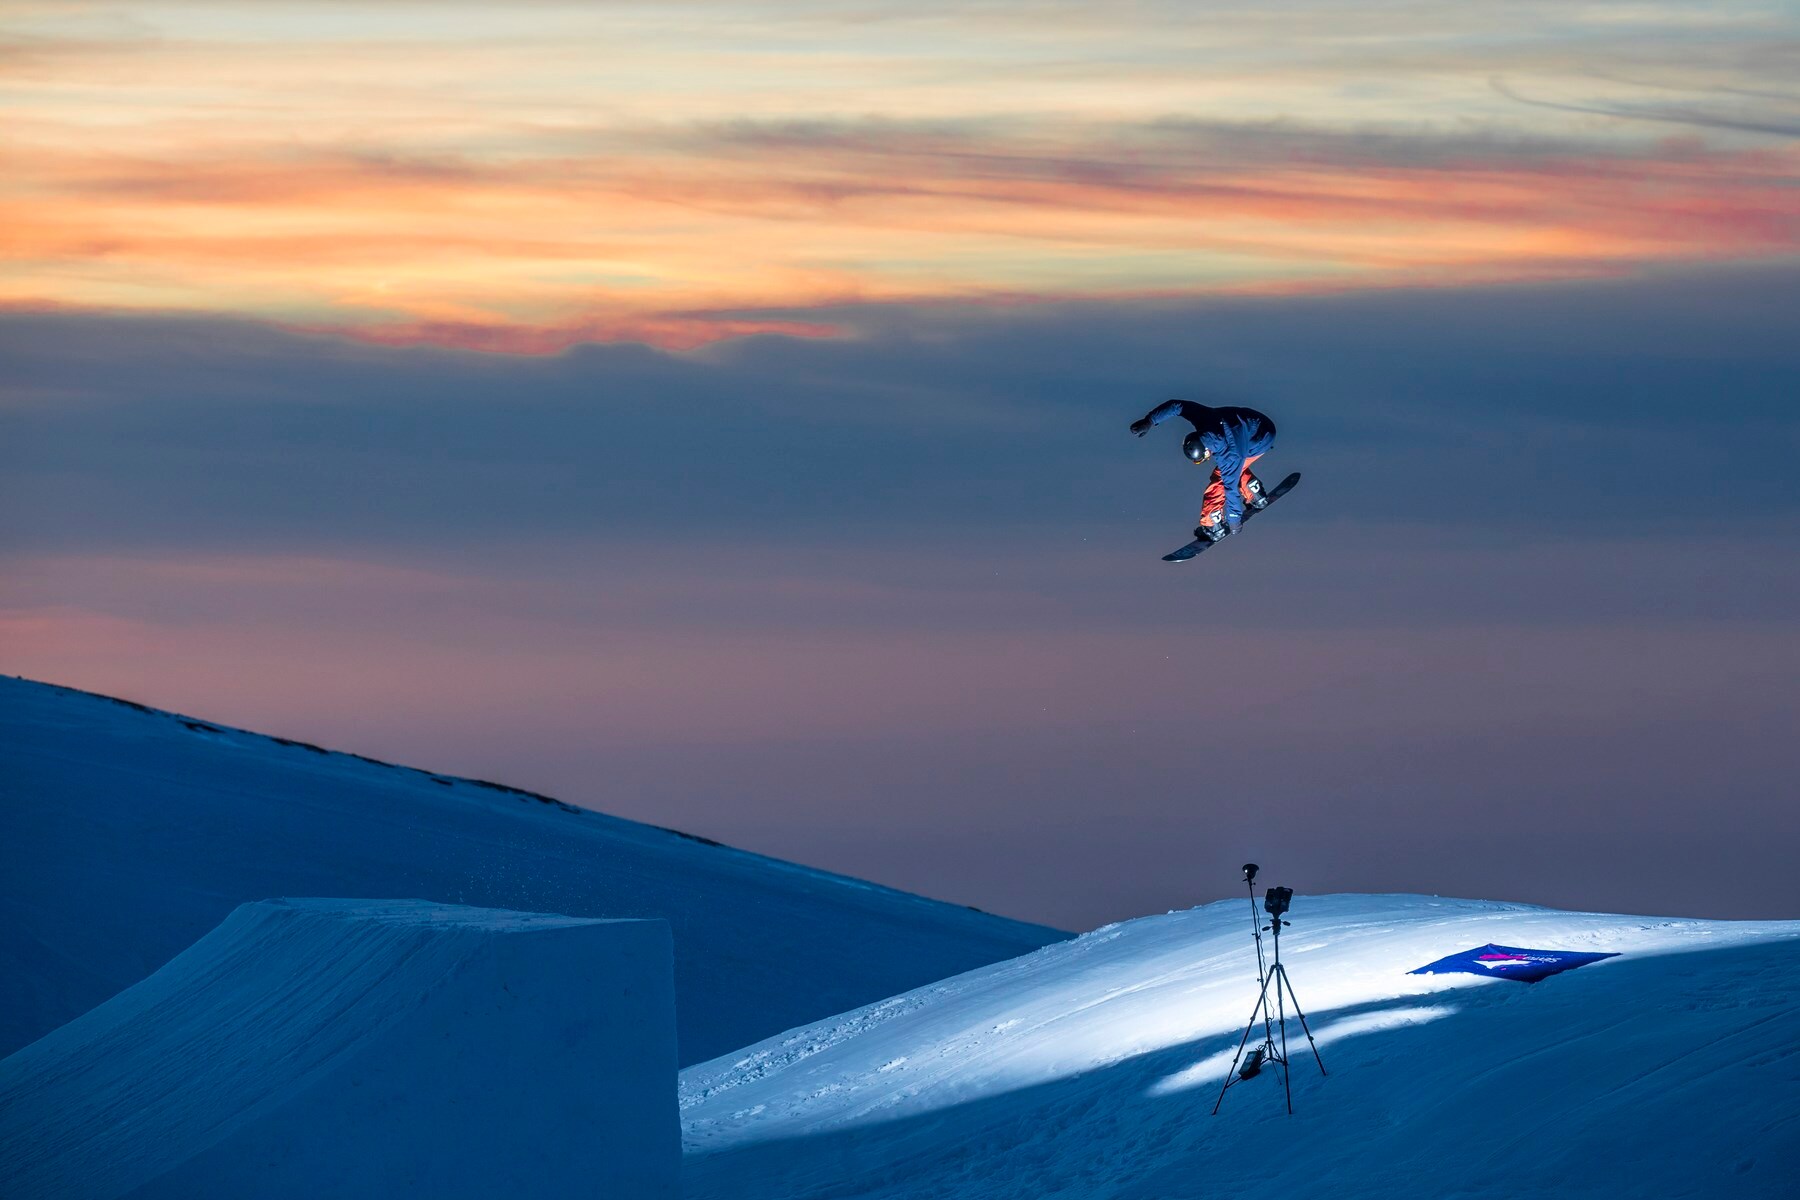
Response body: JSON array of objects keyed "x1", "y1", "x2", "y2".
[{"x1": 5, "y1": 1, "x2": 1797, "y2": 347}]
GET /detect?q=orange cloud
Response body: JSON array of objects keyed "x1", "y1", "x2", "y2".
[
  {"x1": 4, "y1": 3, "x2": 1796, "y2": 351},
  {"x1": 310, "y1": 313, "x2": 844, "y2": 354},
  {"x1": 7, "y1": 132, "x2": 1793, "y2": 352}
]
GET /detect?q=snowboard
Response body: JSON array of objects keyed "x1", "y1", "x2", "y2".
[{"x1": 1161, "y1": 472, "x2": 1301, "y2": 562}]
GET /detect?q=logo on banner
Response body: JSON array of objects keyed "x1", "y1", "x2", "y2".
[{"x1": 1476, "y1": 952, "x2": 1545, "y2": 969}]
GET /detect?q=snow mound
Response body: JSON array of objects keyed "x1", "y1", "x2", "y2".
[
  {"x1": 0, "y1": 899, "x2": 677, "y2": 1200},
  {"x1": 682, "y1": 894, "x2": 1800, "y2": 1198},
  {"x1": 0, "y1": 676, "x2": 1065, "y2": 1063}
]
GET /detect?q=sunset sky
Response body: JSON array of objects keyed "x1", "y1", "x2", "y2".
[
  {"x1": 4, "y1": 1, "x2": 1798, "y2": 927},
  {"x1": 9, "y1": 1, "x2": 1798, "y2": 346}
]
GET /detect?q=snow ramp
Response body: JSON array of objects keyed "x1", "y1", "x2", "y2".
[
  {"x1": 682, "y1": 894, "x2": 1800, "y2": 1199},
  {"x1": 0, "y1": 899, "x2": 677, "y2": 1200}
]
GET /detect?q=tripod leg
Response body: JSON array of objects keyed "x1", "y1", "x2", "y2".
[
  {"x1": 1275, "y1": 965, "x2": 1292, "y2": 1115},
  {"x1": 1210, "y1": 984, "x2": 1272, "y2": 1116},
  {"x1": 1277, "y1": 967, "x2": 1328, "y2": 1076}
]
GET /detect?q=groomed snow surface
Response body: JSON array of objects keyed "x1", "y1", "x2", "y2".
[
  {"x1": 682, "y1": 895, "x2": 1800, "y2": 1198},
  {"x1": 0, "y1": 899, "x2": 677, "y2": 1200}
]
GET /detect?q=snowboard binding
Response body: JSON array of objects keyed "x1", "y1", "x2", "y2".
[{"x1": 1162, "y1": 472, "x2": 1301, "y2": 563}]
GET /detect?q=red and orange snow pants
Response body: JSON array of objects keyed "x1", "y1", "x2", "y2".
[{"x1": 1198, "y1": 455, "x2": 1262, "y2": 528}]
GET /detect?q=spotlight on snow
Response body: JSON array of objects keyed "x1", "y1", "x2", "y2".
[{"x1": 1145, "y1": 1004, "x2": 1460, "y2": 1097}]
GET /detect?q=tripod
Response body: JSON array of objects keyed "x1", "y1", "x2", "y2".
[{"x1": 1212, "y1": 895, "x2": 1326, "y2": 1116}]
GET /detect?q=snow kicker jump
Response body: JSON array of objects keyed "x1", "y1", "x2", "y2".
[{"x1": 0, "y1": 899, "x2": 679, "y2": 1200}]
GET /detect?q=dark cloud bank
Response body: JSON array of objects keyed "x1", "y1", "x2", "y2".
[{"x1": 4, "y1": 263, "x2": 1798, "y2": 928}]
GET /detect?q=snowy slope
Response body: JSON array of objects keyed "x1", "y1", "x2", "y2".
[
  {"x1": 0, "y1": 676, "x2": 1064, "y2": 1063},
  {"x1": 682, "y1": 895, "x2": 1800, "y2": 1198},
  {"x1": 0, "y1": 899, "x2": 677, "y2": 1200}
]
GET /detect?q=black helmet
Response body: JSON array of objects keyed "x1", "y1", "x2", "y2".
[{"x1": 1182, "y1": 433, "x2": 1212, "y2": 464}]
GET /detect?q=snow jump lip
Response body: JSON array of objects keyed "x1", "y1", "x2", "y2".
[{"x1": 0, "y1": 898, "x2": 679, "y2": 1200}]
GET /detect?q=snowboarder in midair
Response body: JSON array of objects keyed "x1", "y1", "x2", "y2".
[{"x1": 1130, "y1": 400, "x2": 1277, "y2": 541}]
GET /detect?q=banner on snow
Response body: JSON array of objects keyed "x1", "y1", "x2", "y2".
[{"x1": 1408, "y1": 943, "x2": 1619, "y2": 984}]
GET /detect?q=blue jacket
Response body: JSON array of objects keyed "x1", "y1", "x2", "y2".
[{"x1": 1142, "y1": 400, "x2": 1277, "y2": 527}]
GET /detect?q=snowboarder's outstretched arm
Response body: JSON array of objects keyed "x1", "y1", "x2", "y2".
[{"x1": 1129, "y1": 399, "x2": 1211, "y2": 437}]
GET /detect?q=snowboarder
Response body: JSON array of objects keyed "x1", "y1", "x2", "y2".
[{"x1": 1129, "y1": 400, "x2": 1277, "y2": 542}]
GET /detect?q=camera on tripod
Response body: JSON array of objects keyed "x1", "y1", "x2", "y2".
[{"x1": 1263, "y1": 886, "x2": 1292, "y2": 917}]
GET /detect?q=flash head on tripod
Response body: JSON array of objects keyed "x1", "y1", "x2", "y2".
[
  {"x1": 1242, "y1": 863, "x2": 1259, "y2": 883},
  {"x1": 1263, "y1": 886, "x2": 1293, "y2": 917}
]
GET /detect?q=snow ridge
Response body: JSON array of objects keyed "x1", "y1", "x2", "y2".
[{"x1": 0, "y1": 675, "x2": 1065, "y2": 1064}]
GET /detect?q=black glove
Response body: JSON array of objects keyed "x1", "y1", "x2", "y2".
[{"x1": 1129, "y1": 418, "x2": 1152, "y2": 437}]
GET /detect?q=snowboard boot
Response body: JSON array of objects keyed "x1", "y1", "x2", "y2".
[
  {"x1": 1243, "y1": 474, "x2": 1270, "y2": 511},
  {"x1": 1193, "y1": 522, "x2": 1228, "y2": 543}
]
